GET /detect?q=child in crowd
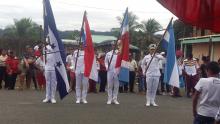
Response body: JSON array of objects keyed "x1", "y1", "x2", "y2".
[{"x1": 193, "y1": 61, "x2": 220, "y2": 124}]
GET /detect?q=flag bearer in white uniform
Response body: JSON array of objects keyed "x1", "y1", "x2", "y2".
[
  {"x1": 105, "y1": 42, "x2": 120, "y2": 105},
  {"x1": 142, "y1": 44, "x2": 163, "y2": 107},
  {"x1": 74, "y1": 44, "x2": 89, "y2": 104},
  {"x1": 42, "y1": 42, "x2": 57, "y2": 104}
]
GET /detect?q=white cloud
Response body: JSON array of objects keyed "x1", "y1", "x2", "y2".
[{"x1": 0, "y1": 0, "x2": 176, "y2": 31}]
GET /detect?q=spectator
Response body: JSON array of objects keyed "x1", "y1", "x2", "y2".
[
  {"x1": 193, "y1": 61, "x2": 220, "y2": 124},
  {"x1": 34, "y1": 45, "x2": 41, "y2": 57},
  {"x1": 97, "y1": 53, "x2": 107, "y2": 92},
  {"x1": 0, "y1": 49, "x2": 8, "y2": 89},
  {"x1": 66, "y1": 47, "x2": 75, "y2": 90},
  {"x1": 137, "y1": 59, "x2": 145, "y2": 94},
  {"x1": 159, "y1": 52, "x2": 170, "y2": 95},
  {"x1": 18, "y1": 59, "x2": 26, "y2": 90},
  {"x1": 5, "y1": 51, "x2": 19, "y2": 90},
  {"x1": 35, "y1": 46, "x2": 46, "y2": 90},
  {"x1": 23, "y1": 45, "x2": 38, "y2": 90},
  {"x1": 199, "y1": 56, "x2": 210, "y2": 78},
  {"x1": 128, "y1": 53, "x2": 137, "y2": 93},
  {"x1": 172, "y1": 56, "x2": 184, "y2": 97},
  {"x1": 183, "y1": 54, "x2": 199, "y2": 98}
]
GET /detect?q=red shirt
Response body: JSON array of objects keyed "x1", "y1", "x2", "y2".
[
  {"x1": 34, "y1": 50, "x2": 41, "y2": 57},
  {"x1": 6, "y1": 56, "x2": 19, "y2": 74}
]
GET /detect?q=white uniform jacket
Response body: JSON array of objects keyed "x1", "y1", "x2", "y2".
[
  {"x1": 74, "y1": 50, "x2": 85, "y2": 74},
  {"x1": 44, "y1": 45, "x2": 55, "y2": 71},
  {"x1": 105, "y1": 50, "x2": 118, "y2": 73},
  {"x1": 142, "y1": 53, "x2": 163, "y2": 77}
]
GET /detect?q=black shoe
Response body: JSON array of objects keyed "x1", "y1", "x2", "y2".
[{"x1": 0, "y1": 85, "x2": 2, "y2": 89}]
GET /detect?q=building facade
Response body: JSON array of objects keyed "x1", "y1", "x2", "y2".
[{"x1": 180, "y1": 27, "x2": 220, "y2": 61}]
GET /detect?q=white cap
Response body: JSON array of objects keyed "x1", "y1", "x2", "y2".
[
  {"x1": 160, "y1": 52, "x2": 165, "y2": 55},
  {"x1": 149, "y1": 44, "x2": 157, "y2": 50},
  {"x1": 34, "y1": 45, "x2": 39, "y2": 51}
]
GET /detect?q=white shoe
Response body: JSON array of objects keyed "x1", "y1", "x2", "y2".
[
  {"x1": 113, "y1": 100, "x2": 120, "y2": 105},
  {"x1": 82, "y1": 100, "x2": 88, "y2": 104},
  {"x1": 76, "y1": 99, "x2": 80, "y2": 104},
  {"x1": 146, "y1": 102, "x2": 150, "y2": 107},
  {"x1": 152, "y1": 102, "x2": 158, "y2": 107},
  {"x1": 107, "y1": 100, "x2": 112, "y2": 105},
  {"x1": 51, "y1": 99, "x2": 56, "y2": 104},
  {"x1": 42, "y1": 98, "x2": 50, "y2": 103}
]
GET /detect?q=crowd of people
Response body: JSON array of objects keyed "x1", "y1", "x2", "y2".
[
  {"x1": 0, "y1": 42, "x2": 220, "y2": 123},
  {"x1": 0, "y1": 45, "x2": 45, "y2": 91}
]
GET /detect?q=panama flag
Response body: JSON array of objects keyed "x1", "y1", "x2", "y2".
[
  {"x1": 163, "y1": 22, "x2": 180, "y2": 88},
  {"x1": 115, "y1": 8, "x2": 130, "y2": 83},
  {"x1": 81, "y1": 12, "x2": 98, "y2": 82},
  {"x1": 43, "y1": 0, "x2": 70, "y2": 99}
]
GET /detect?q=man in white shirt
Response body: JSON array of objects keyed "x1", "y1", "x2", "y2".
[
  {"x1": 128, "y1": 53, "x2": 137, "y2": 93},
  {"x1": 193, "y1": 61, "x2": 220, "y2": 124},
  {"x1": 74, "y1": 43, "x2": 89, "y2": 104},
  {"x1": 142, "y1": 44, "x2": 163, "y2": 107},
  {"x1": 66, "y1": 48, "x2": 75, "y2": 90},
  {"x1": 42, "y1": 43, "x2": 57, "y2": 104},
  {"x1": 105, "y1": 42, "x2": 120, "y2": 105}
]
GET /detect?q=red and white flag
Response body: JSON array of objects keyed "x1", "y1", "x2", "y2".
[
  {"x1": 81, "y1": 12, "x2": 98, "y2": 81},
  {"x1": 115, "y1": 8, "x2": 130, "y2": 83}
]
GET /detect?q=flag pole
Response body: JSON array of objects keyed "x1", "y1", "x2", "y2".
[
  {"x1": 43, "y1": 0, "x2": 47, "y2": 64},
  {"x1": 108, "y1": 7, "x2": 128, "y2": 70},
  {"x1": 144, "y1": 17, "x2": 173, "y2": 74},
  {"x1": 74, "y1": 11, "x2": 87, "y2": 70}
]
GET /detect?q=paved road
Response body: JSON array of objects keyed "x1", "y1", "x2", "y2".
[{"x1": 0, "y1": 90, "x2": 193, "y2": 124}]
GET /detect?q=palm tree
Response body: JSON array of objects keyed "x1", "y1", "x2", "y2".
[
  {"x1": 116, "y1": 11, "x2": 142, "y2": 47},
  {"x1": 140, "y1": 18, "x2": 162, "y2": 51},
  {"x1": 117, "y1": 11, "x2": 141, "y2": 33},
  {"x1": 2, "y1": 18, "x2": 41, "y2": 56},
  {"x1": 141, "y1": 18, "x2": 162, "y2": 34}
]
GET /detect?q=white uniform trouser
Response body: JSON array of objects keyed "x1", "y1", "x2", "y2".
[
  {"x1": 75, "y1": 73, "x2": 88, "y2": 101},
  {"x1": 45, "y1": 70, "x2": 57, "y2": 100},
  {"x1": 146, "y1": 76, "x2": 160, "y2": 104},
  {"x1": 107, "y1": 71, "x2": 119, "y2": 101}
]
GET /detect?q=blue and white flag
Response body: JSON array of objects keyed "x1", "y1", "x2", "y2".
[
  {"x1": 163, "y1": 22, "x2": 180, "y2": 88},
  {"x1": 43, "y1": 0, "x2": 70, "y2": 99}
]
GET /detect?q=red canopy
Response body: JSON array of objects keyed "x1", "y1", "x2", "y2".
[{"x1": 157, "y1": 0, "x2": 220, "y2": 33}]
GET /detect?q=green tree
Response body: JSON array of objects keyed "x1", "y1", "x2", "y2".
[
  {"x1": 139, "y1": 18, "x2": 162, "y2": 51},
  {"x1": 116, "y1": 11, "x2": 142, "y2": 48},
  {"x1": 141, "y1": 18, "x2": 162, "y2": 34},
  {"x1": 173, "y1": 19, "x2": 193, "y2": 48},
  {"x1": 1, "y1": 18, "x2": 41, "y2": 56}
]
